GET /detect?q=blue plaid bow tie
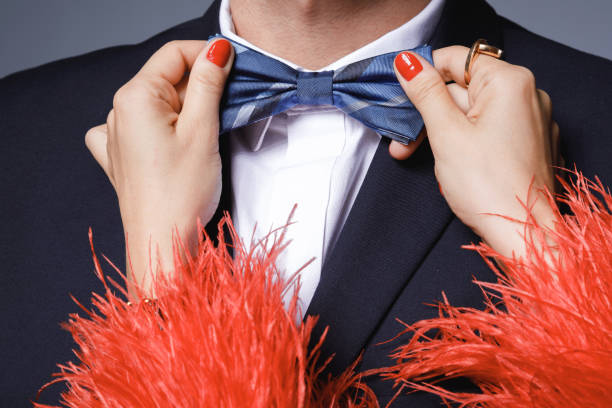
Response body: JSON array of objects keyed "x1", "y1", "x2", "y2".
[{"x1": 214, "y1": 35, "x2": 433, "y2": 144}]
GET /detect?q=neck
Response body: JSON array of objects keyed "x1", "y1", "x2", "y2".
[{"x1": 229, "y1": 0, "x2": 431, "y2": 70}]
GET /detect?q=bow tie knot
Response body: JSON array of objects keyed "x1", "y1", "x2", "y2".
[
  {"x1": 296, "y1": 71, "x2": 334, "y2": 106},
  {"x1": 214, "y1": 35, "x2": 433, "y2": 144}
]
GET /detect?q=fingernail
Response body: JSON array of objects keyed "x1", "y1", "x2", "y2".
[
  {"x1": 438, "y1": 182, "x2": 444, "y2": 197},
  {"x1": 394, "y1": 52, "x2": 423, "y2": 81},
  {"x1": 206, "y1": 39, "x2": 231, "y2": 67}
]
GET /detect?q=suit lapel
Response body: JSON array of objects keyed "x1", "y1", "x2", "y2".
[
  {"x1": 305, "y1": 0, "x2": 504, "y2": 374},
  {"x1": 202, "y1": 0, "x2": 233, "y2": 243}
]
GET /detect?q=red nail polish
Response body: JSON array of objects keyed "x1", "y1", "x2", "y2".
[
  {"x1": 438, "y1": 182, "x2": 444, "y2": 197},
  {"x1": 206, "y1": 39, "x2": 231, "y2": 67},
  {"x1": 394, "y1": 52, "x2": 423, "y2": 81}
]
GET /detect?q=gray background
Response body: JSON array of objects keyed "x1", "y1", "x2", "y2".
[{"x1": 1, "y1": 0, "x2": 611, "y2": 78}]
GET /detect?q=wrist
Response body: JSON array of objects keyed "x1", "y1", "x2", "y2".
[
  {"x1": 123, "y1": 214, "x2": 200, "y2": 295},
  {"x1": 474, "y1": 194, "x2": 557, "y2": 259}
]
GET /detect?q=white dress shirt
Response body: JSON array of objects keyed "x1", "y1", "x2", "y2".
[{"x1": 219, "y1": 0, "x2": 445, "y2": 314}]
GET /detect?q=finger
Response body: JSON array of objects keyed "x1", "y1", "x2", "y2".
[
  {"x1": 389, "y1": 81, "x2": 469, "y2": 160},
  {"x1": 394, "y1": 51, "x2": 467, "y2": 139},
  {"x1": 105, "y1": 109, "x2": 116, "y2": 171},
  {"x1": 115, "y1": 41, "x2": 205, "y2": 117},
  {"x1": 138, "y1": 40, "x2": 207, "y2": 86},
  {"x1": 432, "y1": 46, "x2": 471, "y2": 87},
  {"x1": 176, "y1": 75, "x2": 189, "y2": 106},
  {"x1": 447, "y1": 83, "x2": 470, "y2": 114},
  {"x1": 389, "y1": 128, "x2": 426, "y2": 160},
  {"x1": 432, "y1": 45, "x2": 506, "y2": 88},
  {"x1": 550, "y1": 121, "x2": 564, "y2": 191},
  {"x1": 122, "y1": 41, "x2": 207, "y2": 118},
  {"x1": 85, "y1": 124, "x2": 115, "y2": 187},
  {"x1": 106, "y1": 108, "x2": 115, "y2": 133},
  {"x1": 551, "y1": 121, "x2": 560, "y2": 166},
  {"x1": 178, "y1": 38, "x2": 234, "y2": 142},
  {"x1": 538, "y1": 89, "x2": 552, "y2": 123}
]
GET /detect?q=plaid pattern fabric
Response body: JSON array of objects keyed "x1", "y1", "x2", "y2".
[{"x1": 213, "y1": 34, "x2": 433, "y2": 144}]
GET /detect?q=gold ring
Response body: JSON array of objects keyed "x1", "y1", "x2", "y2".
[{"x1": 464, "y1": 39, "x2": 503, "y2": 86}]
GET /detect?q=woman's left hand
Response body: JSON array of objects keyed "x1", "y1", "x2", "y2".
[{"x1": 390, "y1": 46, "x2": 561, "y2": 258}]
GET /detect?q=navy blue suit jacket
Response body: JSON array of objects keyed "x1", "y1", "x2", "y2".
[{"x1": 2, "y1": 1, "x2": 611, "y2": 406}]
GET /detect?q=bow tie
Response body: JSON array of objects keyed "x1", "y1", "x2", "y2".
[{"x1": 214, "y1": 34, "x2": 433, "y2": 144}]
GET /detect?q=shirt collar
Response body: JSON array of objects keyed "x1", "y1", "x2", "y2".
[{"x1": 219, "y1": 0, "x2": 446, "y2": 150}]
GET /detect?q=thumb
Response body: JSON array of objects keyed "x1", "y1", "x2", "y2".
[
  {"x1": 178, "y1": 38, "x2": 234, "y2": 140},
  {"x1": 85, "y1": 123, "x2": 116, "y2": 189},
  {"x1": 394, "y1": 51, "x2": 466, "y2": 137}
]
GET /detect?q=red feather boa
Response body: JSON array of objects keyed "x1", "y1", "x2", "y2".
[
  {"x1": 35, "y1": 221, "x2": 377, "y2": 407},
  {"x1": 373, "y1": 173, "x2": 612, "y2": 407},
  {"x1": 37, "y1": 172, "x2": 611, "y2": 407}
]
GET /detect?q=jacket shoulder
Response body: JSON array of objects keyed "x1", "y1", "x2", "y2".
[
  {"x1": 0, "y1": 16, "x2": 213, "y2": 102},
  {"x1": 0, "y1": 12, "x2": 219, "y2": 207},
  {"x1": 498, "y1": 17, "x2": 612, "y2": 180},
  {"x1": 499, "y1": 17, "x2": 612, "y2": 74},
  {"x1": 0, "y1": 13, "x2": 218, "y2": 170}
]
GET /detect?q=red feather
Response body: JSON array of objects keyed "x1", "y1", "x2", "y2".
[
  {"x1": 36, "y1": 216, "x2": 378, "y2": 408},
  {"x1": 37, "y1": 171, "x2": 612, "y2": 407},
  {"x1": 374, "y1": 171, "x2": 612, "y2": 407}
]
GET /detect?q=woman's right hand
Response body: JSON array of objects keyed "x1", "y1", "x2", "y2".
[
  {"x1": 392, "y1": 46, "x2": 560, "y2": 259},
  {"x1": 85, "y1": 39, "x2": 234, "y2": 294}
]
